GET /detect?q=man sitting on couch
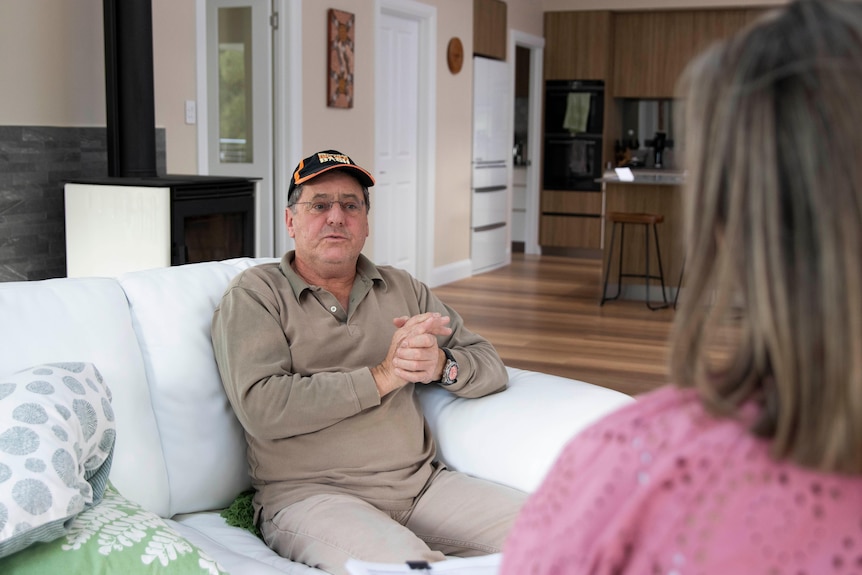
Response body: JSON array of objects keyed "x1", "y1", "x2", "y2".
[{"x1": 211, "y1": 150, "x2": 525, "y2": 575}]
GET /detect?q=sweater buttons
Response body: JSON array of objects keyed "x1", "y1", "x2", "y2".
[{"x1": 330, "y1": 306, "x2": 337, "y2": 313}]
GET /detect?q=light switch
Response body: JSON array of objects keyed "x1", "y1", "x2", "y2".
[{"x1": 184, "y1": 100, "x2": 196, "y2": 125}]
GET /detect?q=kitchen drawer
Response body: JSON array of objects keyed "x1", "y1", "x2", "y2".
[
  {"x1": 540, "y1": 214, "x2": 602, "y2": 249},
  {"x1": 541, "y1": 190, "x2": 602, "y2": 215},
  {"x1": 472, "y1": 188, "x2": 508, "y2": 228},
  {"x1": 472, "y1": 224, "x2": 509, "y2": 272},
  {"x1": 472, "y1": 163, "x2": 507, "y2": 189}
]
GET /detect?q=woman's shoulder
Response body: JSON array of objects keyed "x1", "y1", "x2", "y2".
[
  {"x1": 580, "y1": 385, "x2": 706, "y2": 439},
  {"x1": 561, "y1": 384, "x2": 765, "y2": 486}
]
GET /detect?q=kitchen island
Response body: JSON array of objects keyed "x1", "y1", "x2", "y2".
[{"x1": 598, "y1": 170, "x2": 685, "y2": 305}]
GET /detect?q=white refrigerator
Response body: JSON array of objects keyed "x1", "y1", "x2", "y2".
[{"x1": 471, "y1": 56, "x2": 511, "y2": 273}]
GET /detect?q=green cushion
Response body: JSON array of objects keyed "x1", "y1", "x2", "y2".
[
  {"x1": 0, "y1": 484, "x2": 230, "y2": 574},
  {"x1": 220, "y1": 490, "x2": 261, "y2": 539}
]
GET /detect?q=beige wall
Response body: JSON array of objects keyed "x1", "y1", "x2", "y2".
[
  {"x1": 422, "y1": 0, "x2": 475, "y2": 267},
  {"x1": 0, "y1": 0, "x2": 784, "y2": 270},
  {"x1": 0, "y1": 0, "x2": 104, "y2": 126},
  {"x1": 300, "y1": 1, "x2": 376, "y2": 170},
  {"x1": 432, "y1": 1, "x2": 474, "y2": 266},
  {"x1": 0, "y1": 0, "x2": 197, "y2": 174},
  {"x1": 153, "y1": 0, "x2": 198, "y2": 174},
  {"x1": 509, "y1": 0, "x2": 545, "y2": 36}
]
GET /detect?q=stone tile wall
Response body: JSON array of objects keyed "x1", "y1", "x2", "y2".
[{"x1": 0, "y1": 126, "x2": 165, "y2": 281}]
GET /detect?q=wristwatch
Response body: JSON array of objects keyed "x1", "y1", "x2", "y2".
[{"x1": 439, "y1": 347, "x2": 459, "y2": 386}]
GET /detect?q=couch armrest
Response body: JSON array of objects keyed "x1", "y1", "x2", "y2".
[{"x1": 417, "y1": 367, "x2": 634, "y2": 493}]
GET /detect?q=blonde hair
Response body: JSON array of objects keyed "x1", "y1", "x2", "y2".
[{"x1": 671, "y1": 0, "x2": 862, "y2": 474}]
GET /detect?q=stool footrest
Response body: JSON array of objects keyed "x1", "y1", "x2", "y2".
[{"x1": 606, "y1": 212, "x2": 664, "y2": 225}]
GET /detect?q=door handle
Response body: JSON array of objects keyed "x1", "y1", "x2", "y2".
[{"x1": 473, "y1": 222, "x2": 506, "y2": 232}]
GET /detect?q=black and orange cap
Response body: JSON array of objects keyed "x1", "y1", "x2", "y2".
[{"x1": 288, "y1": 150, "x2": 375, "y2": 198}]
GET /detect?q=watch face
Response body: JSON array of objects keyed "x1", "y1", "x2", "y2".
[{"x1": 445, "y1": 361, "x2": 459, "y2": 383}]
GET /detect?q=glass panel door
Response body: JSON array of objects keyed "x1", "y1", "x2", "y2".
[
  {"x1": 206, "y1": 0, "x2": 273, "y2": 256},
  {"x1": 217, "y1": 6, "x2": 254, "y2": 164}
]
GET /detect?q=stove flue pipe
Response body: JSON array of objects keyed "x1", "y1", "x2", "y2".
[{"x1": 103, "y1": 0, "x2": 157, "y2": 178}]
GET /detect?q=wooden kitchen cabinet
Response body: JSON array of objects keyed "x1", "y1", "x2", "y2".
[
  {"x1": 544, "y1": 11, "x2": 612, "y2": 81},
  {"x1": 540, "y1": 190, "x2": 603, "y2": 249},
  {"x1": 612, "y1": 9, "x2": 765, "y2": 98},
  {"x1": 542, "y1": 190, "x2": 602, "y2": 214},
  {"x1": 612, "y1": 11, "x2": 695, "y2": 98},
  {"x1": 541, "y1": 215, "x2": 602, "y2": 249},
  {"x1": 691, "y1": 9, "x2": 744, "y2": 54},
  {"x1": 474, "y1": 0, "x2": 507, "y2": 60}
]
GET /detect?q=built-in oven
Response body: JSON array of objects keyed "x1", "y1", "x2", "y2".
[
  {"x1": 543, "y1": 134, "x2": 603, "y2": 191},
  {"x1": 543, "y1": 80, "x2": 605, "y2": 191}
]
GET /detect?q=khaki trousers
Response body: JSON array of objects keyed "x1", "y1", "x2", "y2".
[{"x1": 260, "y1": 469, "x2": 526, "y2": 575}]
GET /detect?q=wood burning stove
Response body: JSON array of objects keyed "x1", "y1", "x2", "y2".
[
  {"x1": 169, "y1": 176, "x2": 256, "y2": 265},
  {"x1": 64, "y1": 175, "x2": 257, "y2": 277},
  {"x1": 63, "y1": 0, "x2": 258, "y2": 277}
]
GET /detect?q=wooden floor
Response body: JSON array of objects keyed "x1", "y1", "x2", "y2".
[{"x1": 431, "y1": 253, "x2": 676, "y2": 397}]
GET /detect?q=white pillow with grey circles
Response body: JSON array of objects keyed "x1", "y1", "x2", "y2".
[{"x1": 0, "y1": 362, "x2": 116, "y2": 559}]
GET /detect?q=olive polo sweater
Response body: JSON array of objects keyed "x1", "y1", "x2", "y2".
[{"x1": 211, "y1": 252, "x2": 508, "y2": 522}]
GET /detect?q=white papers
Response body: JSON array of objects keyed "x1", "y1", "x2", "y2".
[
  {"x1": 614, "y1": 167, "x2": 635, "y2": 181},
  {"x1": 345, "y1": 553, "x2": 502, "y2": 575}
]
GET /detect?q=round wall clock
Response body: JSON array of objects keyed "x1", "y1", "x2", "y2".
[{"x1": 447, "y1": 37, "x2": 464, "y2": 74}]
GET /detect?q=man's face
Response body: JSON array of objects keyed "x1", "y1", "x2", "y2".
[{"x1": 285, "y1": 171, "x2": 369, "y2": 270}]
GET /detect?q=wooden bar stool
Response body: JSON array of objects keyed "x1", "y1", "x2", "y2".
[{"x1": 600, "y1": 211, "x2": 669, "y2": 310}]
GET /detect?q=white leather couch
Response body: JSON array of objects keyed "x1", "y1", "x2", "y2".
[{"x1": 0, "y1": 258, "x2": 633, "y2": 574}]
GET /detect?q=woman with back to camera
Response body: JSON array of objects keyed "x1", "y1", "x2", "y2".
[{"x1": 501, "y1": 0, "x2": 862, "y2": 573}]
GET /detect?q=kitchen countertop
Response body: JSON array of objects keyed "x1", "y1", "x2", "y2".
[{"x1": 597, "y1": 169, "x2": 685, "y2": 186}]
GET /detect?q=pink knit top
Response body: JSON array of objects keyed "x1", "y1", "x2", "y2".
[{"x1": 501, "y1": 385, "x2": 862, "y2": 575}]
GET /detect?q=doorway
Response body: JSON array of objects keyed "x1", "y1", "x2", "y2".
[
  {"x1": 510, "y1": 30, "x2": 544, "y2": 256},
  {"x1": 374, "y1": 0, "x2": 436, "y2": 283},
  {"x1": 196, "y1": 0, "x2": 302, "y2": 258}
]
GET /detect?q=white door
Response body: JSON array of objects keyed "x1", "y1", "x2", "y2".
[
  {"x1": 204, "y1": 0, "x2": 274, "y2": 257},
  {"x1": 510, "y1": 30, "x2": 545, "y2": 256},
  {"x1": 374, "y1": 12, "x2": 419, "y2": 276}
]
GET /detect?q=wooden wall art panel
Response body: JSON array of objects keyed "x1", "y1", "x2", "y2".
[{"x1": 327, "y1": 9, "x2": 355, "y2": 109}]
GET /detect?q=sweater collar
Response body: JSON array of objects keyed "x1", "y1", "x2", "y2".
[{"x1": 279, "y1": 251, "x2": 385, "y2": 299}]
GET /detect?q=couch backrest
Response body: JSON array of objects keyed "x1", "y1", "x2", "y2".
[
  {"x1": 0, "y1": 258, "x2": 277, "y2": 519},
  {"x1": 117, "y1": 257, "x2": 277, "y2": 518},
  {"x1": 0, "y1": 276, "x2": 170, "y2": 515}
]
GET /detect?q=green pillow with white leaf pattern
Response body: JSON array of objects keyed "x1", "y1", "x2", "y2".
[{"x1": 0, "y1": 483, "x2": 229, "y2": 574}]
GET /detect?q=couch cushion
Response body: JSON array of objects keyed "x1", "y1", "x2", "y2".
[
  {"x1": 0, "y1": 362, "x2": 115, "y2": 558},
  {"x1": 168, "y1": 513, "x2": 325, "y2": 575},
  {"x1": 0, "y1": 278, "x2": 167, "y2": 518},
  {"x1": 418, "y1": 367, "x2": 634, "y2": 493},
  {"x1": 118, "y1": 259, "x2": 275, "y2": 518},
  {"x1": 0, "y1": 484, "x2": 230, "y2": 574}
]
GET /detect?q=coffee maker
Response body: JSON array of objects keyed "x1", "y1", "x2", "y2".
[{"x1": 650, "y1": 131, "x2": 668, "y2": 169}]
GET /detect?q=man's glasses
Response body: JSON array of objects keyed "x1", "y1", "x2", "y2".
[{"x1": 292, "y1": 200, "x2": 366, "y2": 216}]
